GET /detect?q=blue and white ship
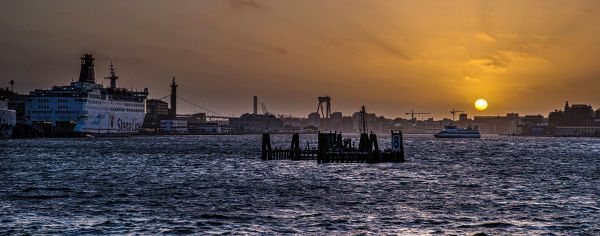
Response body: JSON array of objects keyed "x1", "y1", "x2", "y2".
[
  {"x1": 25, "y1": 54, "x2": 148, "y2": 136},
  {"x1": 434, "y1": 125, "x2": 481, "y2": 138}
]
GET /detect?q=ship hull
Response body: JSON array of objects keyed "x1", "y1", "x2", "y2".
[
  {"x1": 434, "y1": 133, "x2": 480, "y2": 138},
  {"x1": 73, "y1": 98, "x2": 145, "y2": 135}
]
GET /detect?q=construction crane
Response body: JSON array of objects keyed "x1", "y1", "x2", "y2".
[
  {"x1": 261, "y1": 102, "x2": 269, "y2": 115},
  {"x1": 405, "y1": 109, "x2": 430, "y2": 121},
  {"x1": 450, "y1": 108, "x2": 465, "y2": 121}
]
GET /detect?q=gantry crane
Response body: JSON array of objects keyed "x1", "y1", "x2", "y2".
[{"x1": 317, "y1": 96, "x2": 331, "y2": 119}]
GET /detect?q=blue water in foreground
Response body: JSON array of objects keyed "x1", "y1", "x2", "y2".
[{"x1": 1, "y1": 135, "x2": 599, "y2": 235}]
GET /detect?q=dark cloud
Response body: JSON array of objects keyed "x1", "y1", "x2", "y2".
[
  {"x1": 366, "y1": 37, "x2": 411, "y2": 61},
  {"x1": 274, "y1": 47, "x2": 290, "y2": 55},
  {"x1": 227, "y1": 0, "x2": 263, "y2": 11}
]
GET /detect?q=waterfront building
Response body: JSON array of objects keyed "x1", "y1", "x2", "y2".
[
  {"x1": 160, "y1": 120, "x2": 188, "y2": 133},
  {"x1": 0, "y1": 88, "x2": 26, "y2": 123},
  {"x1": 189, "y1": 122, "x2": 222, "y2": 134},
  {"x1": 328, "y1": 112, "x2": 344, "y2": 131},
  {"x1": 0, "y1": 100, "x2": 16, "y2": 138},
  {"x1": 517, "y1": 115, "x2": 547, "y2": 136},
  {"x1": 229, "y1": 113, "x2": 283, "y2": 133},
  {"x1": 281, "y1": 116, "x2": 303, "y2": 133},
  {"x1": 545, "y1": 101, "x2": 599, "y2": 137},
  {"x1": 307, "y1": 112, "x2": 320, "y2": 129},
  {"x1": 596, "y1": 109, "x2": 600, "y2": 126},
  {"x1": 549, "y1": 101, "x2": 596, "y2": 127},
  {"x1": 142, "y1": 99, "x2": 169, "y2": 131},
  {"x1": 472, "y1": 113, "x2": 520, "y2": 135},
  {"x1": 554, "y1": 126, "x2": 600, "y2": 137}
]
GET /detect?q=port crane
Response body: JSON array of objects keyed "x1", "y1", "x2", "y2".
[
  {"x1": 317, "y1": 96, "x2": 331, "y2": 119},
  {"x1": 450, "y1": 108, "x2": 465, "y2": 121},
  {"x1": 405, "y1": 109, "x2": 430, "y2": 121},
  {"x1": 261, "y1": 102, "x2": 270, "y2": 115}
]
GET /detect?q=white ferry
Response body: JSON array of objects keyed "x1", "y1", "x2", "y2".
[
  {"x1": 0, "y1": 100, "x2": 16, "y2": 138},
  {"x1": 25, "y1": 54, "x2": 148, "y2": 136},
  {"x1": 434, "y1": 125, "x2": 481, "y2": 138}
]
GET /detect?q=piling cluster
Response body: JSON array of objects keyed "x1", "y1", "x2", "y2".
[{"x1": 261, "y1": 131, "x2": 405, "y2": 163}]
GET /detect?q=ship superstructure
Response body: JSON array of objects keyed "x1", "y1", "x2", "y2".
[{"x1": 25, "y1": 54, "x2": 148, "y2": 136}]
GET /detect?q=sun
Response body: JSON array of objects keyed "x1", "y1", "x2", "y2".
[{"x1": 475, "y1": 99, "x2": 488, "y2": 111}]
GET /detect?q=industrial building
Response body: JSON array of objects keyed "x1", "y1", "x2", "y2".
[{"x1": 227, "y1": 96, "x2": 282, "y2": 133}]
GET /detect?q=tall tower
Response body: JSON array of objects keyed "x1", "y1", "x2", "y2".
[
  {"x1": 104, "y1": 62, "x2": 119, "y2": 88},
  {"x1": 78, "y1": 54, "x2": 96, "y2": 83},
  {"x1": 253, "y1": 96, "x2": 258, "y2": 115},
  {"x1": 170, "y1": 77, "x2": 178, "y2": 119}
]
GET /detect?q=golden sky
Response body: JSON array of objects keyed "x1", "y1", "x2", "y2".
[{"x1": 1, "y1": 0, "x2": 600, "y2": 118}]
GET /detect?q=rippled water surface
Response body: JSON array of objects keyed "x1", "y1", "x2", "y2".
[{"x1": 1, "y1": 135, "x2": 599, "y2": 235}]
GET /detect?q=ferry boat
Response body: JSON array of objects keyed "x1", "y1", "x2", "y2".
[
  {"x1": 25, "y1": 54, "x2": 148, "y2": 136},
  {"x1": 434, "y1": 125, "x2": 481, "y2": 138},
  {"x1": 0, "y1": 100, "x2": 16, "y2": 138}
]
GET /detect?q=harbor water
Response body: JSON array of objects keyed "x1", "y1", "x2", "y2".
[{"x1": 1, "y1": 135, "x2": 599, "y2": 235}]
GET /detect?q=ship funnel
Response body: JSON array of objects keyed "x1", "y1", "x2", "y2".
[{"x1": 79, "y1": 54, "x2": 96, "y2": 83}]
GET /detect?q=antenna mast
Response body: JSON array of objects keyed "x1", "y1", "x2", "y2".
[{"x1": 104, "y1": 61, "x2": 119, "y2": 88}]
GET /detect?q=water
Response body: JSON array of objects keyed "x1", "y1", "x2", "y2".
[{"x1": 1, "y1": 135, "x2": 599, "y2": 235}]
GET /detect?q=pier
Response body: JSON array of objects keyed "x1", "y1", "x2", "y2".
[{"x1": 261, "y1": 131, "x2": 405, "y2": 163}]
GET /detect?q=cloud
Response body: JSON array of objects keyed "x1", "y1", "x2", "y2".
[
  {"x1": 464, "y1": 76, "x2": 480, "y2": 82},
  {"x1": 467, "y1": 50, "x2": 546, "y2": 73},
  {"x1": 495, "y1": 50, "x2": 532, "y2": 62},
  {"x1": 274, "y1": 47, "x2": 290, "y2": 55},
  {"x1": 366, "y1": 37, "x2": 411, "y2": 61},
  {"x1": 467, "y1": 58, "x2": 507, "y2": 73},
  {"x1": 497, "y1": 33, "x2": 519, "y2": 39},
  {"x1": 476, "y1": 32, "x2": 496, "y2": 42},
  {"x1": 227, "y1": 0, "x2": 263, "y2": 10}
]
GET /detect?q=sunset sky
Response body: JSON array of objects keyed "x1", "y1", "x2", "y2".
[{"x1": 1, "y1": 0, "x2": 600, "y2": 118}]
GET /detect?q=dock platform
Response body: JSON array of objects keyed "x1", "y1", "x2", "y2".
[{"x1": 261, "y1": 131, "x2": 405, "y2": 163}]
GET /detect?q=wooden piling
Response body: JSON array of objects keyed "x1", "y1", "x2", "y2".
[
  {"x1": 261, "y1": 133, "x2": 272, "y2": 160},
  {"x1": 290, "y1": 133, "x2": 300, "y2": 160}
]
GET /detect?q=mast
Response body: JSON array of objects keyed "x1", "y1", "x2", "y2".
[{"x1": 104, "y1": 62, "x2": 119, "y2": 88}]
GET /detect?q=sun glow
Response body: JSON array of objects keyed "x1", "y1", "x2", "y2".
[{"x1": 475, "y1": 99, "x2": 488, "y2": 111}]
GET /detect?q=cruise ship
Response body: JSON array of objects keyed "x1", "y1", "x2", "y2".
[
  {"x1": 0, "y1": 100, "x2": 16, "y2": 138},
  {"x1": 25, "y1": 54, "x2": 148, "y2": 136},
  {"x1": 434, "y1": 125, "x2": 481, "y2": 138}
]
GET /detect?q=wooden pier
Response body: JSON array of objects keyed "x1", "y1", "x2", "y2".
[{"x1": 261, "y1": 131, "x2": 405, "y2": 163}]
